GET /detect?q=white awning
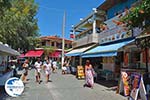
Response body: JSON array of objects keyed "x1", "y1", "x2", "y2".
[
  {"x1": 0, "y1": 43, "x2": 20, "y2": 56},
  {"x1": 65, "y1": 44, "x2": 95, "y2": 56}
]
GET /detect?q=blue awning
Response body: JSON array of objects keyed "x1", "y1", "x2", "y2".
[
  {"x1": 82, "y1": 39, "x2": 134, "y2": 58},
  {"x1": 65, "y1": 52, "x2": 81, "y2": 56},
  {"x1": 82, "y1": 52, "x2": 117, "y2": 58}
]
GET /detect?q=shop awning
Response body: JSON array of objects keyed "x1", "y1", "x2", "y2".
[
  {"x1": 82, "y1": 52, "x2": 117, "y2": 58},
  {"x1": 18, "y1": 54, "x2": 25, "y2": 58},
  {"x1": 65, "y1": 45, "x2": 95, "y2": 56},
  {"x1": 0, "y1": 43, "x2": 20, "y2": 56},
  {"x1": 25, "y1": 50, "x2": 44, "y2": 57},
  {"x1": 82, "y1": 39, "x2": 134, "y2": 58},
  {"x1": 50, "y1": 51, "x2": 61, "y2": 58}
]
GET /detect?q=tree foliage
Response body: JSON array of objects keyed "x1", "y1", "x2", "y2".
[
  {"x1": 43, "y1": 46, "x2": 55, "y2": 56},
  {"x1": 122, "y1": 0, "x2": 150, "y2": 30},
  {"x1": 0, "y1": 0, "x2": 39, "y2": 51}
]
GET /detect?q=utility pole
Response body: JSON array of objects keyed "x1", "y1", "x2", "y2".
[{"x1": 61, "y1": 11, "x2": 66, "y2": 69}]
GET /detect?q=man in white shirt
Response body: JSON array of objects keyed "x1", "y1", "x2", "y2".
[
  {"x1": 43, "y1": 60, "x2": 52, "y2": 83},
  {"x1": 34, "y1": 58, "x2": 42, "y2": 83}
]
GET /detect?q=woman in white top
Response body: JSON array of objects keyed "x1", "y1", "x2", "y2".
[
  {"x1": 34, "y1": 58, "x2": 42, "y2": 83},
  {"x1": 43, "y1": 60, "x2": 51, "y2": 83},
  {"x1": 52, "y1": 60, "x2": 57, "y2": 73}
]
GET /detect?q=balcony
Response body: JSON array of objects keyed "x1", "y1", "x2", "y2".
[
  {"x1": 72, "y1": 32, "x2": 98, "y2": 48},
  {"x1": 72, "y1": 10, "x2": 105, "y2": 48}
]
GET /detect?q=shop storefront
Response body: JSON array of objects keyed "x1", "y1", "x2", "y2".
[
  {"x1": 65, "y1": 44, "x2": 96, "y2": 66},
  {"x1": 82, "y1": 38, "x2": 135, "y2": 80},
  {"x1": 0, "y1": 43, "x2": 20, "y2": 86},
  {"x1": 116, "y1": 34, "x2": 150, "y2": 99}
]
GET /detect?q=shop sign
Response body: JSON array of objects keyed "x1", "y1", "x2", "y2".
[
  {"x1": 99, "y1": 26, "x2": 132, "y2": 44},
  {"x1": 132, "y1": 28, "x2": 143, "y2": 37},
  {"x1": 130, "y1": 73, "x2": 141, "y2": 100},
  {"x1": 121, "y1": 71, "x2": 130, "y2": 96},
  {"x1": 5, "y1": 77, "x2": 24, "y2": 97},
  {"x1": 120, "y1": 70, "x2": 147, "y2": 100},
  {"x1": 77, "y1": 66, "x2": 85, "y2": 79}
]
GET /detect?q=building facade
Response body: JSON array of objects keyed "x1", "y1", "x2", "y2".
[
  {"x1": 39, "y1": 36, "x2": 72, "y2": 61},
  {"x1": 40, "y1": 36, "x2": 72, "y2": 50},
  {"x1": 66, "y1": 9, "x2": 106, "y2": 67},
  {"x1": 66, "y1": 0, "x2": 150, "y2": 76},
  {"x1": 82, "y1": 0, "x2": 149, "y2": 81},
  {"x1": 66, "y1": 0, "x2": 149, "y2": 79},
  {"x1": 66, "y1": 0, "x2": 150, "y2": 98}
]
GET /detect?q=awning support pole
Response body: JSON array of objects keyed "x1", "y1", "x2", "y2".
[{"x1": 79, "y1": 57, "x2": 82, "y2": 66}]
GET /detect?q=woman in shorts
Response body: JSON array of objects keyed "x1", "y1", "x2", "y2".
[{"x1": 21, "y1": 59, "x2": 29, "y2": 82}]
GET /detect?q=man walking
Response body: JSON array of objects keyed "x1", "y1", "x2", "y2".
[
  {"x1": 43, "y1": 60, "x2": 52, "y2": 83},
  {"x1": 34, "y1": 58, "x2": 42, "y2": 84}
]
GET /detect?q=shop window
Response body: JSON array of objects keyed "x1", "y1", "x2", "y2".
[
  {"x1": 69, "y1": 44, "x2": 72, "y2": 48},
  {"x1": 118, "y1": 52, "x2": 124, "y2": 63},
  {"x1": 41, "y1": 41, "x2": 46, "y2": 46},
  {"x1": 0, "y1": 56, "x2": 8, "y2": 73},
  {"x1": 65, "y1": 44, "x2": 68, "y2": 48},
  {"x1": 51, "y1": 42, "x2": 54, "y2": 47},
  {"x1": 129, "y1": 51, "x2": 141, "y2": 69},
  {"x1": 57, "y1": 43, "x2": 61, "y2": 49},
  {"x1": 46, "y1": 40, "x2": 51, "y2": 46},
  {"x1": 83, "y1": 57, "x2": 103, "y2": 70}
]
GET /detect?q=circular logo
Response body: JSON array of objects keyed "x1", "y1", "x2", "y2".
[{"x1": 5, "y1": 77, "x2": 24, "y2": 97}]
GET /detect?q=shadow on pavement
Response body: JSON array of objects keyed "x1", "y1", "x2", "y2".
[
  {"x1": 0, "y1": 73, "x2": 21, "y2": 99},
  {"x1": 0, "y1": 86, "x2": 12, "y2": 100},
  {"x1": 95, "y1": 77, "x2": 118, "y2": 89}
]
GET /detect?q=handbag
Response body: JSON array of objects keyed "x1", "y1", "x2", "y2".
[
  {"x1": 91, "y1": 68, "x2": 96, "y2": 77},
  {"x1": 22, "y1": 68, "x2": 26, "y2": 73}
]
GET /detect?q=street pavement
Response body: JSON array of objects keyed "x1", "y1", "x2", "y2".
[{"x1": 0, "y1": 69, "x2": 127, "y2": 100}]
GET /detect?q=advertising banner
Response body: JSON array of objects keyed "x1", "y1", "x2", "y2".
[
  {"x1": 121, "y1": 71, "x2": 130, "y2": 96},
  {"x1": 77, "y1": 66, "x2": 85, "y2": 79},
  {"x1": 120, "y1": 69, "x2": 147, "y2": 100},
  {"x1": 139, "y1": 77, "x2": 147, "y2": 100},
  {"x1": 130, "y1": 73, "x2": 141, "y2": 100}
]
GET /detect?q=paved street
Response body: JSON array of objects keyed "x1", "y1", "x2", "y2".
[{"x1": 0, "y1": 69, "x2": 127, "y2": 100}]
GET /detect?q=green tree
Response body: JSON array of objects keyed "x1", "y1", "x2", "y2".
[
  {"x1": 43, "y1": 46, "x2": 55, "y2": 57},
  {"x1": 0, "y1": 0, "x2": 39, "y2": 51},
  {"x1": 122, "y1": 0, "x2": 150, "y2": 30},
  {"x1": 122, "y1": 0, "x2": 150, "y2": 72}
]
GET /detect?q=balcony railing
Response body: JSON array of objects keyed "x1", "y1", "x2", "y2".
[{"x1": 73, "y1": 33, "x2": 98, "y2": 48}]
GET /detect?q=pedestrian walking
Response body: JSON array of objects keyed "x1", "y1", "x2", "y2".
[
  {"x1": 43, "y1": 60, "x2": 52, "y2": 83},
  {"x1": 52, "y1": 60, "x2": 57, "y2": 73},
  {"x1": 34, "y1": 58, "x2": 42, "y2": 84},
  {"x1": 62, "y1": 63, "x2": 67, "y2": 74},
  {"x1": 83, "y1": 60, "x2": 95, "y2": 89},
  {"x1": 21, "y1": 59, "x2": 29, "y2": 82}
]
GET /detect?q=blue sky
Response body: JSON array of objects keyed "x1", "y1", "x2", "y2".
[{"x1": 35, "y1": 0, "x2": 105, "y2": 39}]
